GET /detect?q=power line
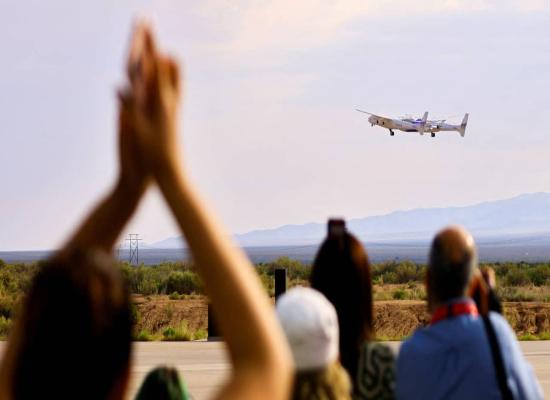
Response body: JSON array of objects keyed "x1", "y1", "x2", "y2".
[{"x1": 125, "y1": 233, "x2": 142, "y2": 265}]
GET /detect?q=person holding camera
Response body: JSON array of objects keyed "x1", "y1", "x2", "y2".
[{"x1": 395, "y1": 226, "x2": 542, "y2": 400}]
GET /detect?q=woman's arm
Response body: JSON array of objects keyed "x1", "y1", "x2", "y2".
[
  {"x1": 158, "y1": 163, "x2": 292, "y2": 400},
  {"x1": 128, "y1": 24, "x2": 292, "y2": 400}
]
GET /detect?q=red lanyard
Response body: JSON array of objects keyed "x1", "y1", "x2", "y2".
[{"x1": 431, "y1": 301, "x2": 479, "y2": 325}]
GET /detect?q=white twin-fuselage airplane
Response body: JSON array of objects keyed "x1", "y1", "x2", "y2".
[{"x1": 356, "y1": 109, "x2": 468, "y2": 138}]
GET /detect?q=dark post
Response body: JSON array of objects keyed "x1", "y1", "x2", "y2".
[
  {"x1": 275, "y1": 268, "x2": 287, "y2": 302},
  {"x1": 207, "y1": 303, "x2": 220, "y2": 341}
]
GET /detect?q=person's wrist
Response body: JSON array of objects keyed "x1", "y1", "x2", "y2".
[
  {"x1": 153, "y1": 155, "x2": 189, "y2": 193},
  {"x1": 116, "y1": 173, "x2": 149, "y2": 200},
  {"x1": 152, "y1": 153, "x2": 180, "y2": 180}
]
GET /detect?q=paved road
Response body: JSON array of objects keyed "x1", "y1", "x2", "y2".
[
  {"x1": 0, "y1": 340, "x2": 544, "y2": 399},
  {"x1": 128, "y1": 341, "x2": 550, "y2": 400}
]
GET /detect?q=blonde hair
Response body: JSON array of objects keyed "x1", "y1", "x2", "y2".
[{"x1": 292, "y1": 361, "x2": 352, "y2": 400}]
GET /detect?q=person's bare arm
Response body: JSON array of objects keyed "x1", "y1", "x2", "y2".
[
  {"x1": 128, "y1": 24, "x2": 292, "y2": 400},
  {"x1": 157, "y1": 165, "x2": 292, "y2": 400},
  {"x1": 0, "y1": 40, "x2": 149, "y2": 398}
]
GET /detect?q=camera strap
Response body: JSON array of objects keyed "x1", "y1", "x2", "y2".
[{"x1": 482, "y1": 315, "x2": 514, "y2": 400}]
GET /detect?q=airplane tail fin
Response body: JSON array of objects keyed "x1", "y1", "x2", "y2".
[
  {"x1": 418, "y1": 111, "x2": 428, "y2": 135},
  {"x1": 458, "y1": 113, "x2": 468, "y2": 137}
]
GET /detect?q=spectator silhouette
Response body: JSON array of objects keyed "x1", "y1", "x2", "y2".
[
  {"x1": 135, "y1": 367, "x2": 190, "y2": 400},
  {"x1": 396, "y1": 226, "x2": 543, "y2": 400},
  {"x1": 310, "y1": 219, "x2": 395, "y2": 399},
  {"x1": 277, "y1": 287, "x2": 351, "y2": 400},
  {"x1": 123, "y1": 22, "x2": 292, "y2": 400},
  {"x1": 0, "y1": 22, "x2": 292, "y2": 400}
]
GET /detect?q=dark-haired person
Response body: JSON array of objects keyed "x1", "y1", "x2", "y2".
[
  {"x1": 310, "y1": 220, "x2": 395, "y2": 399},
  {"x1": 396, "y1": 226, "x2": 543, "y2": 400},
  {"x1": 0, "y1": 68, "x2": 145, "y2": 400},
  {"x1": 135, "y1": 367, "x2": 190, "y2": 400},
  {"x1": 0, "y1": 22, "x2": 292, "y2": 400}
]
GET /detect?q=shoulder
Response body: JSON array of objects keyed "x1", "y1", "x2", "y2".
[
  {"x1": 355, "y1": 341, "x2": 396, "y2": 400},
  {"x1": 486, "y1": 312, "x2": 544, "y2": 399},
  {"x1": 486, "y1": 312, "x2": 522, "y2": 358},
  {"x1": 397, "y1": 327, "x2": 430, "y2": 362},
  {"x1": 487, "y1": 312, "x2": 514, "y2": 336}
]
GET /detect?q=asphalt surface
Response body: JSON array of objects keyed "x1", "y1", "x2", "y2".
[
  {"x1": 0, "y1": 340, "x2": 545, "y2": 399},
  {"x1": 128, "y1": 341, "x2": 550, "y2": 400}
]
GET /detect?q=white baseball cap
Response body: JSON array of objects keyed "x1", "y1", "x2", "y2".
[{"x1": 276, "y1": 287, "x2": 339, "y2": 371}]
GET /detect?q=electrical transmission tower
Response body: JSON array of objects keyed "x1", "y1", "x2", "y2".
[{"x1": 125, "y1": 234, "x2": 142, "y2": 265}]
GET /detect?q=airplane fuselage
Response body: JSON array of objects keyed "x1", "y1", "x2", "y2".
[
  {"x1": 357, "y1": 109, "x2": 467, "y2": 138},
  {"x1": 426, "y1": 122, "x2": 458, "y2": 132},
  {"x1": 368, "y1": 116, "x2": 425, "y2": 132}
]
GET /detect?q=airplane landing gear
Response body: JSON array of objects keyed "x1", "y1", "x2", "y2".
[
  {"x1": 431, "y1": 132, "x2": 435, "y2": 138},
  {"x1": 390, "y1": 130, "x2": 395, "y2": 136}
]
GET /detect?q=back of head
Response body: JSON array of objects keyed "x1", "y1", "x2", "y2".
[
  {"x1": 276, "y1": 287, "x2": 351, "y2": 400},
  {"x1": 135, "y1": 367, "x2": 189, "y2": 400},
  {"x1": 276, "y1": 287, "x2": 339, "y2": 371},
  {"x1": 292, "y1": 362, "x2": 351, "y2": 400},
  {"x1": 8, "y1": 250, "x2": 132, "y2": 400},
  {"x1": 428, "y1": 226, "x2": 477, "y2": 306},
  {"x1": 309, "y1": 220, "x2": 373, "y2": 382}
]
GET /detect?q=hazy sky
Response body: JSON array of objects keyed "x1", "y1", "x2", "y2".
[{"x1": 2, "y1": 0, "x2": 550, "y2": 250}]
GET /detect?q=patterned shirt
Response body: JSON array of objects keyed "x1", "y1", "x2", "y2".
[{"x1": 355, "y1": 341, "x2": 396, "y2": 400}]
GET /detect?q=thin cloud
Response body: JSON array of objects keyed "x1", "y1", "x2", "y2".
[{"x1": 194, "y1": 0, "x2": 547, "y2": 55}]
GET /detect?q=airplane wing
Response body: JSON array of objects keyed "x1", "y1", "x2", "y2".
[
  {"x1": 356, "y1": 109, "x2": 394, "y2": 124},
  {"x1": 356, "y1": 109, "x2": 382, "y2": 117}
]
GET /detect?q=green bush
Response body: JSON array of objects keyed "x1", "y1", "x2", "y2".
[
  {"x1": 258, "y1": 273, "x2": 274, "y2": 296},
  {"x1": 130, "y1": 303, "x2": 141, "y2": 325},
  {"x1": 392, "y1": 289, "x2": 407, "y2": 300},
  {"x1": 527, "y1": 265, "x2": 550, "y2": 286},
  {"x1": 163, "y1": 327, "x2": 176, "y2": 339},
  {"x1": 163, "y1": 321, "x2": 194, "y2": 341},
  {"x1": 372, "y1": 261, "x2": 425, "y2": 284},
  {"x1": 0, "y1": 316, "x2": 12, "y2": 337},
  {"x1": 493, "y1": 262, "x2": 550, "y2": 288},
  {"x1": 135, "y1": 329, "x2": 153, "y2": 341},
  {"x1": 193, "y1": 328, "x2": 208, "y2": 340},
  {"x1": 169, "y1": 291, "x2": 183, "y2": 300},
  {"x1": 394, "y1": 262, "x2": 423, "y2": 283},
  {"x1": 166, "y1": 271, "x2": 202, "y2": 295},
  {"x1": 504, "y1": 269, "x2": 530, "y2": 286},
  {"x1": 496, "y1": 287, "x2": 536, "y2": 302},
  {"x1": 518, "y1": 333, "x2": 538, "y2": 341},
  {"x1": 0, "y1": 295, "x2": 17, "y2": 319},
  {"x1": 257, "y1": 257, "x2": 311, "y2": 281}
]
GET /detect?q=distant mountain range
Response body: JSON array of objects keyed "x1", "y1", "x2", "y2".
[{"x1": 151, "y1": 192, "x2": 550, "y2": 249}]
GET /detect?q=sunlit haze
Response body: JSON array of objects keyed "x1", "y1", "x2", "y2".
[{"x1": 2, "y1": 0, "x2": 550, "y2": 250}]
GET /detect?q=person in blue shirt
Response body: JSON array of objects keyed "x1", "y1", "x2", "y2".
[{"x1": 396, "y1": 226, "x2": 543, "y2": 400}]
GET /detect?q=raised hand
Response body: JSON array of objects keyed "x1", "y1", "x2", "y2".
[
  {"x1": 124, "y1": 23, "x2": 182, "y2": 177},
  {"x1": 117, "y1": 92, "x2": 150, "y2": 195},
  {"x1": 122, "y1": 22, "x2": 293, "y2": 400}
]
